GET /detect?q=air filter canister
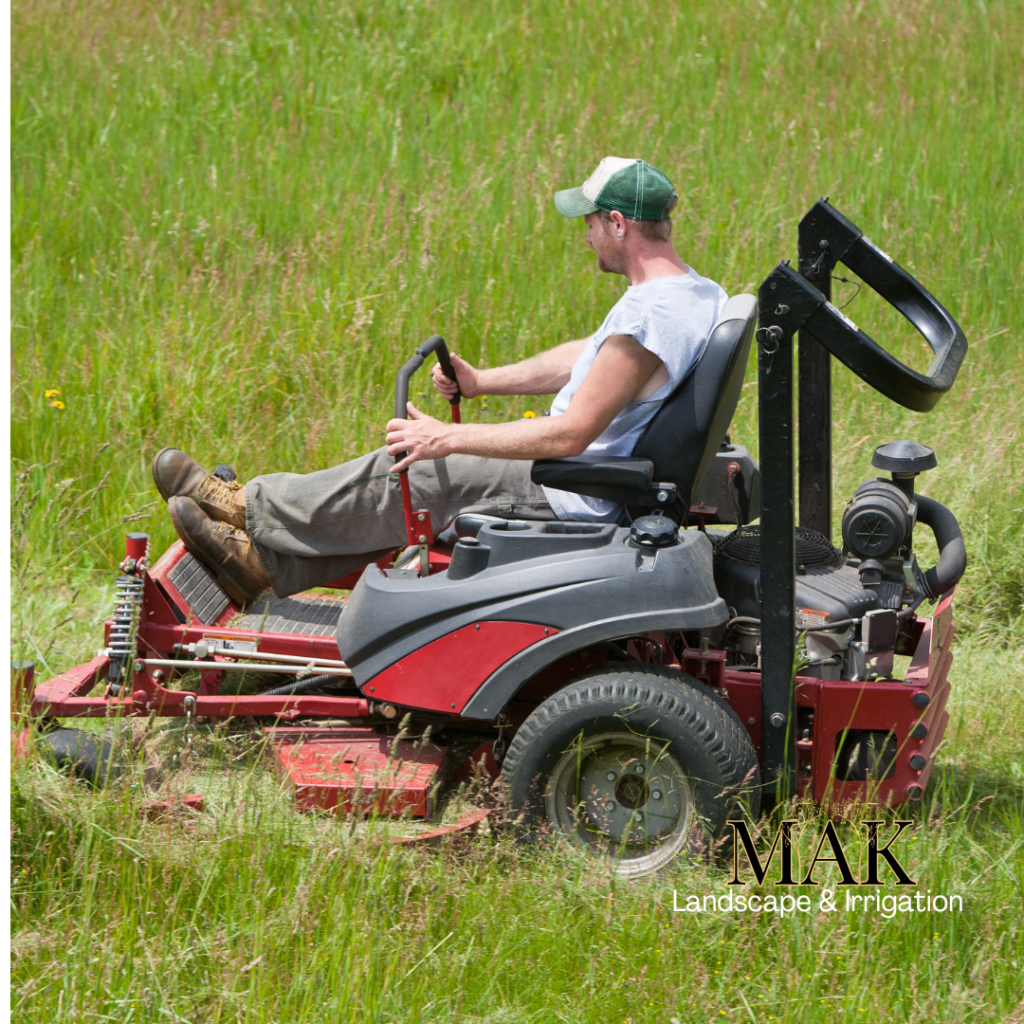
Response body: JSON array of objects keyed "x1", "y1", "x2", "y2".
[{"x1": 841, "y1": 479, "x2": 916, "y2": 561}]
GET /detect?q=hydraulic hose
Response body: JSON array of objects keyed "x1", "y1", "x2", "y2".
[
  {"x1": 915, "y1": 495, "x2": 967, "y2": 599},
  {"x1": 261, "y1": 674, "x2": 353, "y2": 697}
]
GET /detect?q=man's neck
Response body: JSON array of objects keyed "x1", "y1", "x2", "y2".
[{"x1": 623, "y1": 243, "x2": 690, "y2": 286}]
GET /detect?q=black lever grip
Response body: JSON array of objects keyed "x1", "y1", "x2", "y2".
[
  {"x1": 762, "y1": 200, "x2": 967, "y2": 412},
  {"x1": 394, "y1": 334, "x2": 459, "y2": 420},
  {"x1": 416, "y1": 334, "x2": 460, "y2": 405}
]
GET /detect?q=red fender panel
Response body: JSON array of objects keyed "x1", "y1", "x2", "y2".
[{"x1": 364, "y1": 621, "x2": 557, "y2": 714}]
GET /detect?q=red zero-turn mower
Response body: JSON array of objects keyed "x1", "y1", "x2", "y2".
[{"x1": 25, "y1": 200, "x2": 968, "y2": 874}]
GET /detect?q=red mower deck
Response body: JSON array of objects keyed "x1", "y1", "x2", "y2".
[{"x1": 266, "y1": 726, "x2": 447, "y2": 816}]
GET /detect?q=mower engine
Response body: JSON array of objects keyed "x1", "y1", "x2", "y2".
[{"x1": 713, "y1": 439, "x2": 965, "y2": 684}]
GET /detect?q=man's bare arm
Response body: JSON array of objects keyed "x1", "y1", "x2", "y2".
[
  {"x1": 390, "y1": 335, "x2": 664, "y2": 471},
  {"x1": 432, "y1": 338, "x2": 590, "y2": 399}
]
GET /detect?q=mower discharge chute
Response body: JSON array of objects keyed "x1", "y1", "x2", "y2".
[{"x1": 25, "y1": 200, "x2": 967, "y2": 875}]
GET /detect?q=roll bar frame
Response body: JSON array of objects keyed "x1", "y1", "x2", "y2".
[{"x1": 756, "y1": 199, "x2": 968, "y2": 802}]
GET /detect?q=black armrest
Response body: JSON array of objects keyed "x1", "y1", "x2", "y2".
[{"x1": 531, "y1": 456, "x2": 656, "y2": 504}]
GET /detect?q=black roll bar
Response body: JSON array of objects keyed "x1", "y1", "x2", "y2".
[
  {"x1": 756, "y1": 200, "x2": 968, "y2": 803},
  {"x1": 777, "y1": 200, "x2": 967, "y2": 412}
]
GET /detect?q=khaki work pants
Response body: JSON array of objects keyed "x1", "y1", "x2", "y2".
[{"x1": 245, "y1": 446, "x2": 555, "y2": 597}]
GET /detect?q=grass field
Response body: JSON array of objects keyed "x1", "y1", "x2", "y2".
[{"x1": 10, "y1": 0, "x2": 1024, "y2": 1020}]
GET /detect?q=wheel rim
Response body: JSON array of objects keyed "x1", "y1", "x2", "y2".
[{"x1": 544, "y1": 731, "x2": 694, "y2": 876}]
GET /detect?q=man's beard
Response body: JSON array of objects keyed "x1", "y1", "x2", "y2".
[{"x1": 596, "y1": 250, "x2": 626, "y2": 275}]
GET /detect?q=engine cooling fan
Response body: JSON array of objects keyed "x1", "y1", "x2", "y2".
[{"x1": 716, "y1": 525, "x2": 842, "y2": 569}]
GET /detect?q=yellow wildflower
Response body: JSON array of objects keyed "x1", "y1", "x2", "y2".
[
  {"x1": 523, "y1": 410, "x2": 536, "y2": 419},
  {"x1": 45, "y1": 389, "x2": 60, "y2": 398},
  {"x1": 49, "y1": 400, "x2": 66, "y2": 410}
]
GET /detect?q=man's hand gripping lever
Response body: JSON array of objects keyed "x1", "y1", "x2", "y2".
[
  {"x1": 388, "y1": 335, "x2": 462, "y2": 576},
  {"x1": 432, "y1": 351, "x2": 479, "y2": 404}
]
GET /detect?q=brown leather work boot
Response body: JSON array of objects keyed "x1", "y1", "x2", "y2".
[
  {"x1": 167, "y1": 496, "x2": 270, "y2": 606},
  {"x1": 193, "y1": 475, "x2": 247, "y2": 530},
  {"x1": 152, "y1": 448, "x2": 208, "y2": 502},
  {"x1": 152, "y1": 448, "x2": 247, "y2": 529}
]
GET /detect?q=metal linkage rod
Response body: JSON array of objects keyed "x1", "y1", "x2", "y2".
[
  {"x1": 140, "y1": 659, "x2": 352, "y2": 676},
  {"x1": 202, "y1": 647, "x2": 349, "y2": 668}
]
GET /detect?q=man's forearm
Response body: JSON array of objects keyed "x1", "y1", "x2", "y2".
[
  {"x1": 443, "y1": 416, "x2": 589, "y2": 461},
  {"x1": 474, "y1": 338, "x2": 589, "y2": 396},
  {"x1": 392, "y1": 334, "x2": 656, "y2": 472}
]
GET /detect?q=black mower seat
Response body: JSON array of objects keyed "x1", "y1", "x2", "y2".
[{"x1": 530, "y1": 292, "x2": 757, "y2": 522}]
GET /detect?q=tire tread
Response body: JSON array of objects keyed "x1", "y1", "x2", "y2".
[{"x1": 501, "y1": 663, "x2": 760, "y2": 836}]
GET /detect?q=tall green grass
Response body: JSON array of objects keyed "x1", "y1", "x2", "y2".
[
  {"x1": 10, "y1": 722, "x2": 1024, "y2": 1023},
  {"x1": 12, "y1": 0, "x2": 1022, "y2": 607},
  {"x1": 10, "y1": 0, "x2": 1024, "y2": 1019}
]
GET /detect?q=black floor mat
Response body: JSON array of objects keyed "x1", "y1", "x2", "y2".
[{"x1": 236, "y1": 595, "x2": 343, "y2": 637}]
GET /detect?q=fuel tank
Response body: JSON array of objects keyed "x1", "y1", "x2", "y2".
[{"x1": 337, "y1": 521, "x2": 727, "y2": 695}]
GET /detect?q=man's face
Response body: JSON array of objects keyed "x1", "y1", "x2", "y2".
[{"x1": 584, "y1": 212, "x2": 626, "y2": 275}]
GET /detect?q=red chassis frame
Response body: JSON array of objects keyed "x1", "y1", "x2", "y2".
[{"x1": 29, "y1": 527, "x2": 953, "y2": 815}]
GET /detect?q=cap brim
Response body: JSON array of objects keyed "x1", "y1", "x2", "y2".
[{"x1": 553, "y1": 187, "x2": 599, "y2": 218}]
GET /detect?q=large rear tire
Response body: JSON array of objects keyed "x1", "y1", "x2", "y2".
[{"x1": 499, "y1": 665, "x2": 760, "y2": 876}]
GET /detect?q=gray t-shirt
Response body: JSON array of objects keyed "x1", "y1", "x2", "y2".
[{"x1": 542, "y1": 269, "x2": 728, "y2": 521}]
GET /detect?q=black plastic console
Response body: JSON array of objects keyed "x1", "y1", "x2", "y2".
[{"x1": 337, "y1": 521, "x2": 728, "y2": 716}]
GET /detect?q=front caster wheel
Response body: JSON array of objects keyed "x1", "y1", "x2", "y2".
[
  {"x1": 499, "y1": 665, "x2": 760, "y2": 876},
  {"x1": 36, "y1": 727, "x2": 123, "y2": 788}
]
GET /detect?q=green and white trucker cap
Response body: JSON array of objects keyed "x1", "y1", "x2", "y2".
[{"x1": 554, "y1": 157, "x2": 677, "y2": 221}]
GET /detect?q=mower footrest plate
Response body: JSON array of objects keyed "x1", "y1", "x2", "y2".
[
  {"x1": 168, "y1": 552, "x2": 232, "y2": 625},
  {"x1": 266, "y1": 727, "x2": 447, "y2": 817},
  {"x1": 238, "y1": 595, "x2": 344, "y2": 636}
]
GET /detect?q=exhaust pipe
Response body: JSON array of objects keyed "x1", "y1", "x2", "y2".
[{"x1": 915, "y1": 496, "x2": 966, "y2": 599}]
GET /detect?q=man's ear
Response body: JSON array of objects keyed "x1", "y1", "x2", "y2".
[{"x1": 608, "y1": 209, "x2": 627, "y2": 238}]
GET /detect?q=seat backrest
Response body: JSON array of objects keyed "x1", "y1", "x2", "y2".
[{"x1": 632, "y1": 293, "x2": 757, "y2": 511}]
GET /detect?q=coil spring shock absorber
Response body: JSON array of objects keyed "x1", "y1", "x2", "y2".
[{"x1": 106, "y1": 533, "x2": 150, "y2": 696}]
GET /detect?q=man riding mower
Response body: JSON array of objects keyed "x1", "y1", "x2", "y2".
[
  {"x1": 153, "y1": 157, "x2": 726, "y2": 607},
  {"x1": 28, "y1": 160, "x2": 967, "y2": 876}
]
